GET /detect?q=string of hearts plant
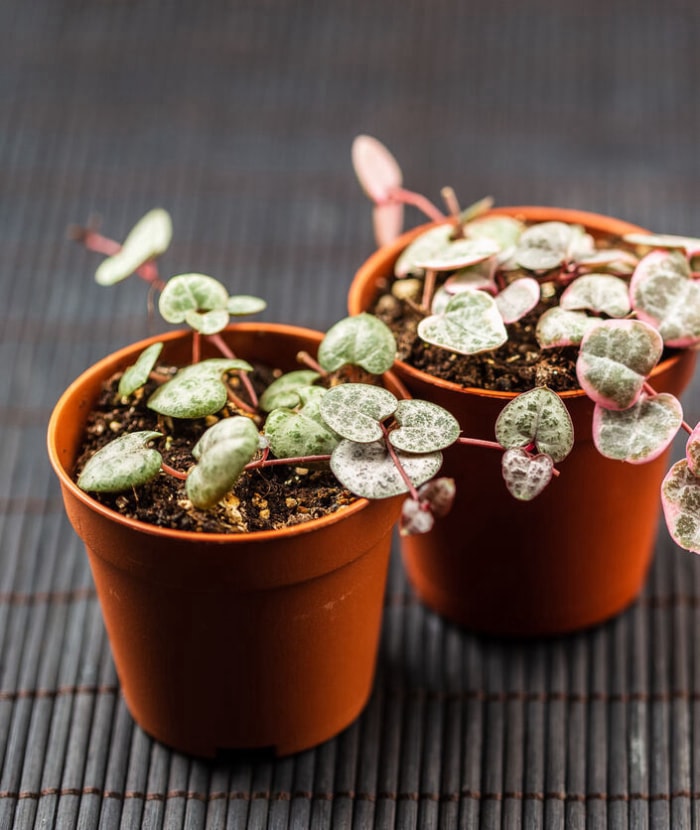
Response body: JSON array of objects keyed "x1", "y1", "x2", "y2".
[
  {"x1": 352, "y1": 135, "x2": 700, "y2": 552},
  {"x1": 71, "y1": 209, "x2": 481, "y2": 535}
]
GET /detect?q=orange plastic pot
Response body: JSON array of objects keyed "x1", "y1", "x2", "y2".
[
  {"x1": 48, "y1": 323, "x2": 405, "y2": 756},
  {"x1": 349, "y1": 207, "x2": 697, "y2": 636}
]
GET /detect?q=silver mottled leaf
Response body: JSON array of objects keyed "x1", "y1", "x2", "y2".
[
  {"x1": 77, "y1": 431, "x2": 163, "y2": 492},
  {"x1": 495, "y1": 387, "x2": 574, "y2": 463}
]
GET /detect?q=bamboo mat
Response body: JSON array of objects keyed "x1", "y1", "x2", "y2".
[{"x1": 3, "y1": 0, "x2": 700, "y2": 827}]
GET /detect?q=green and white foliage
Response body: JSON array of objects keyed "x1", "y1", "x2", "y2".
[
  {"x1": 495, "y1": 386, "x2": 574, "y2": 464},
  {"x1": 147, "y1": 358, "x2": 253, "y2": 418},
  {"x1": 317, "y1": 313, "x2": 396, "y2": 375},
  {"x1": 511, "y1": 221, "x2": 594, "y2": 272},
  {"x1": 395, "y1": 224, "x2": 499, "y2": 277},
  {"x1": 330, "y1": 440, "x2": 443, "y2": 500},
  {"x1": 319, "y1": 384, "x2": 398, "y2": 443},
  {"x1": 501, "y1": 449, "x2": 554, "y2": 501},
  {"x1": 559, "y1": 274, "x2": 632, "y2": 318},
  {"x1": 264, "y1": 388, "x2": 340, "y2": 458},
  {"x1": 662, "y1": 460, "x2": 700, "y2": 554},
  {"x1": 259, "y1": 370, "x2": 322, "y2": 412},
  {"x1": 95, "y1": 209, "x2": 173, "y2": 286},
  {"x1": 535, "y1": 307, "x2": 598, "y2": 348},
  {"x1": 77, "y1": 431, "x2": 163, "y2": 492},
  {"x1": 389, "y1": 399, "x2": 460, "y2": 453},
  {"x1": 494, "y1": 277, "x2": 540, "y2": 324},
  {"x1": 593, "y1": 393, "x2": 683, "y2": 464},
  {"x1": 187, "y1": 417, "x2": 260, "y2": 509},
  {"x1": 686, "y1": 424, "x2": 700, "y2": 476},
  {"x1": 576, "y1": 320, "x2": 663, "y2": 411},
  {"x1": 159, "y1": 273, "x2": 266, "y2": 335},
  {"x1": 118, "y1": 342, "x2": 163, "y2": 397},
  {"x1": 624, "y1": 231, "x2": 700, "y2": 258},
  {"x1": 630, "y1": 250, "x2": 700, "y2": 347},
  {"x1": 463, "y1": 214, "x2": 524, "y2": 252},
  {"x1": 418, "y1": 291, "x2": 508, "y2": 355}
]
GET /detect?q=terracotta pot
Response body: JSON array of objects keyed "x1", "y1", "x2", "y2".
[
  {"x1": 47, "y1": 323, "x2": 405, "y2": 756},
  {"x1": 349, "y1": 207, "x2": 697, "y2": 636}
]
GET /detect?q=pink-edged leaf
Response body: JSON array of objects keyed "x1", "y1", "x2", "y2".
[
  {"x1": 418, "y1": 290, "x2": 508, "y2": 355},
  {"x1": 400, "y1": 498, "x2": 435, "y2": 535},
  {"x1": 576, "y1": 248, "x2": 639, "y2": 275},
  {"x1": 494, "y1": 277, "x2": 540, "y2": 324},
  {"x1": 662, "y1": 459, "x2": 700, "y2": 553},
  {"x1": 495, "y1": 387, "x2": 574, "y2": 463},
  {"x1": 686, "y1": 423, "x2": 700, "y2": 476},
  {"x1": 394, "y1": 224, "x2": 454, "y2": 277},
  {"x1": 416, "y1": 477, "x2": 456, "y2": 517},
  {"x1": 630, "y1": 249, "x2": 700, "y2": 346},
  {"x1": 576, "y1": 319, "x2": 663, "y2": 411},
  {"x1": 501, "y1": 449, "x2": 554, "y2": 501},
  {"x1": 414, "y1": 237, "x2": 500, "y2": 272},
  {"x1": 351, "y1": 135, "x2": 402, "y2": 204},
  {"x1": 444, "y1": 262, "x2": 496, "y2": 295},
  {"x1": 464, "y1": 214, "x2": 524, "y2": 249},
  {"x1": 535, "y1": 307, "x2": 597, "y2": 348},
  {"x1": 624, "y1": 231, "x2": 700, "y2": 254},
  {"x1": 592, "y1": 393, "x2": 683, "y2": 464},
  {"x1": 560, "y1": 274, "x2": 631, "y2": 318},
  {"x1": 372, "y1": 202, "x2": 404, "y2": 246}
]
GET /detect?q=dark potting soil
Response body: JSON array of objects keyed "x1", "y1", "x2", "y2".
[
  {"x1": 370, "y1": 276, "x2": 580, "y2": 393},
  {"x1": 74, "y1": 366, "x2": 356, "y2": 534}
]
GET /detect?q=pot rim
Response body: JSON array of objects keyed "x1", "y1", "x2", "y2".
[
  {"x1": 349, "y1": 204, "x2": 688, "y2": 401},
  {"x1": 47, "y1": 321, "x2": 396, "y2": 544}
]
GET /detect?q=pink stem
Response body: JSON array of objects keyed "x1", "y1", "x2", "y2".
[
  {"x1": 161, "y1": 462, "x2": 187, "y2": 481},
  {"x1": 245, "y1": 454, "x2": 332, "y2": 471},
  {"x1": 207, "y1": 333, "x2": 259, "y2": 409},
  {"x1": 386, "y1": 187, "x2": 446, "y2": 223},
  {"x1": 457, "y1": 437, "x2": 503, "y2": 451},
  {"x1": 296, "y1": 350, "x2": 327, "y2": 375},
  {"x1": 421, "y1": 268, "x2": 437, "y2": 312},
  {"x1": 192, "y1": 331, "x2": 201, "y2": 364},
  {"x1": 381, "y1": 424, "x2": 420, "y2": 501}
]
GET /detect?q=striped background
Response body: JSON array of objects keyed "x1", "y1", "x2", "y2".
[{"x1": 3, "y1": 0, "x2": 700, "y2": 827}]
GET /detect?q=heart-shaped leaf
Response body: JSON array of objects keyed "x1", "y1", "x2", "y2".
[
  {"x1": 317, "y1": 313, "x2": 396, "y2": 375},
  {"x1": 593, "y1": 393, "x2": 683, "y2": 463},
  {"x1": 77, "y1": 431, "x2": 163, "y2": 492},
  {"x1": 351, "y1": 135, "x2": 403, "y2": 203},
  {"x1": 389, "y1": 400, "x2": 461, "y2": 453},
  {"x1": 264, "y1": 394, "x2": 340, "y2": 458},
  {"x1": 576, "y1": 248, "x2": 639, "y2": 275},
  {"x1": 95, "y1": 209, "x2": 172, "y2": 286},
  {"x1": 501, "y1": 448, "x2": 554, "y2": 501},
  {"x1": 187, "y1": 416, "x2": 260, "y2": 509},
  {"x1": 259, "y1": 370, "x2": 322, "y2": 412},
  {"x1": 464, "y1": 214, "x2": 524, "y2": 249},
  {"x1": 515, "y1": 221, "x2": 582, "y2": 271},
  {"x1": 418, "y1": 291, "x2": 508, "y2": 355},
  {"x1": 413, "y1": 236, "x2": 500, "y2": 272},
  {"x1": 330, "y1": 439, "x2": 443, "y2": 499},
  {"x1": 560, "y1": 274, "x2": 632, "y2": 318},
  {"x1": 319, "y1": 383, "x2": 398, "y2": 443},
  {"x1": 373, "y1": 202, "x2": 405, "y2": 246},
  {"x1": 535, "y1": 307, "x2": 597, "y2": 348},
  {"x1": 159, "y1": 273, "x2": 230, "y2": 332},
  {"x1": 624, "y1": 231, "x2": 700, "y2": 254},
  {"x1": 494, "y1": 277, "x2": 540, "y2": 324},
  {"x1": 400, "y1": 477, "x2": 457, "y2": 535},
  {"x1": 576, "y1": 319, "x2": 663, "y2": 410},
  {"x1": 118, "y1": 342, "x2": 163, "y2": 397},
  {"x1": 147, "y1": 358, "x2": 252, "y2": 418},
  {"x1": 630, "y1": 250, "x2": 700, "y2": 346},
  {"x1": 444, "y1": 262, "x2": 496, "y2": 295},
  {"x1": 495, "y1": 386, "x2": 574, "y2": 463},
  {"x1": 662, "y1": 460, "x2": 700, "y2": 553},
  {"x1": 227, "y1": 295, "x2": 267, "y2": 316},
  {"x1": 394, "y1": 220, "x2": 496, "y2": 285}
]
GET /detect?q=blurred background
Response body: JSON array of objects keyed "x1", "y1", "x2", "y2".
[{"x1": 4, "y1": 1, "x2": 700, "y2": 827}]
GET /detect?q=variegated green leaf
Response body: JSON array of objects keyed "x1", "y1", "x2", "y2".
[
  {"x1": 187, "y1": 417, "x2": 260, "y2": 509},
  {"x1": 319, "y1": 383, "x2": 397, "y2": 443},
  {"x1": 317, "y1": 313, "x2": 396, "y2": 374},
  {"x1": 389, "y1": 400, "x2": 460, "y2": 454},
  {"x1": 159, "y1": 273, "x2": 230, "y2": 330},
  {"x1": 495, "y1": 387, "x2": 574, "y2": 463},
  {"x1": 227, "y1": 295, "x2": 267, "y2": 316},
  {"x1": 95, "y1": 209, "x2": 172, "y2": 286},
  {"x1": 118, "y1": 342, "x2": 163, "y2": 397},
  {"x1": 147, "y1": 358, "x2": 252, "y2": 418},
  {"x1": 535, "y1": 307, "x2": 597, "y2": 348},
  {"x1": 593, "y1": 393, "x2": 683, "y2": 463},
  {"x1": 330, "y1": 439, "x2": 443, "y2": 499},
  {"x1": 560, "y1": 274, "x2": 632, "y2": 318},
  {"x1": 259, "y1": 370, "x2": 322, "y2": 412},
  {"x1": 662, "y1": 460, "x2": 700, "y2": 553},
  {"x1": 418, "y1": 290, "x2": 508, "y2": 355},
  {"x1": 77, "y1": 431, "x2": 163, "y2": 492},
  {"x1": 264, "y1": 394, "x2": 340, "y2": 458}
]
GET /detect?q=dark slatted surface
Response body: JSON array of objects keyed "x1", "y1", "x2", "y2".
[{"x1": 3, "y1": 0, "x2": 700, "y2": 826}]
